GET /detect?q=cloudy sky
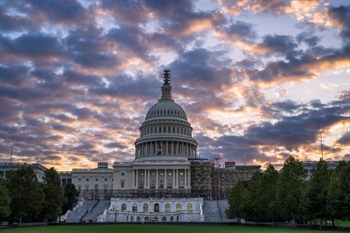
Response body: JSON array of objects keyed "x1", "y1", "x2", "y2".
[{"x1": 0, "y1": 0, "x2": 349, "y2": 171}]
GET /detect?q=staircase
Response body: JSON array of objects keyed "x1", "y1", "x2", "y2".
[
  {"x1": 66, "y1": 200, "x2": 98, "y2": 223},
  {"x1": 203, "y1": 200, "x2": 222, "y2": 222},
  {"x1": 82, "y1": 200, "x2": 111, "y2": 222}
]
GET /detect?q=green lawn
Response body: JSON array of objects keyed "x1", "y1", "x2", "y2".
[{"x1": 0, "y1": 224, "x2": 343, "y2": 233}]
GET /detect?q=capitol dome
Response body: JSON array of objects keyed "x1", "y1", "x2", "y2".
[
  {"x1": 145, "y1": 100, "x2": 187, "y2": 120},
  {"x1": 134, "y1": 70, "x2": 197, "y2": 160}
]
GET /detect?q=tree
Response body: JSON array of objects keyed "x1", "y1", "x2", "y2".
[
  {"x1": 257, "y1": 164, "x2": 279, "y2": 222},
  {"x1": 306, "y1": 159, "x2": 331, "y2": 228},
  {"x1": 245, "y1": 171, "x2": 262, "y2": 223},
  {"x1": 226, "y1": 180, "x2": 248, "y2": 222},
  {"x1": 6, "y1": 166, "x2": 44, "y2": 225},
  {"x1": 336, "y1": 161, "x2": 350, "y2": 220},
  {"x1": 0, "y1": 178, "x2": 11, "y2": 220},
  {"x1": 40, "y1": 168, "x2": 67, "y2": 223},
  {"x1": 62, "y1": 183, "x2": 79, "y2": 214},
  {"x1": 275, "y1": 156, "x2": 306, "y2": 223}
]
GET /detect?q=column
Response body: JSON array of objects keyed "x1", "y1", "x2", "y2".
[
  {"x1": 187, "y1": 169, "x2": 191, "y2": 188},
  {"x1": 156, "y1": 169, "x2": 159, "y2": 189},
  {"x1": 166, "y1": 141, "x2": 168, "y2": 155},
  {"x1": 136, "y1": 169, "x2": 138, "y2": 188},
  {"x1": 172, "y1": 169, "x2": 175, "y2": 189},
  {"x1": 132, "y1": 170, "x2": 135, "y2": 188},
  {"x1": 164, "y1": 169, "x2": 167, "y2": 189}
]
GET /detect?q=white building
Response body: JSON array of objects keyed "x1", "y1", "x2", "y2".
[{"x1": 71, "y1": 70, "x2": 204, "y2": 222}]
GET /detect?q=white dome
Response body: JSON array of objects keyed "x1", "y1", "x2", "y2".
[{"x1": 145, "y1": 99, "x2": 187, "y2": 120}]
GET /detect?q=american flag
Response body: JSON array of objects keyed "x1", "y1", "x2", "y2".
[{"x1": 156, "y1": 145, "x2": 162, "y2": 155}]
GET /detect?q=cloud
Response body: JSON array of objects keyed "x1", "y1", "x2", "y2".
[
  {"x1": 1, "y1": 33, "x2": 66, "y2": 66},
  {"x1": 249, "y1": 42, "x2": 350, "y2": 84},
  {"x1": 327, "y1": 5, "x2": 350, "y2": 40},
  {"x1": 336, "y1": 132, "x2": 350, "y2": 146}
]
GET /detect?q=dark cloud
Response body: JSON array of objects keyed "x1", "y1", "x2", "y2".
[
  {"x1": 296, "y1": 32, "x2": 320, "y2": 47},
  {"x1": 144, "y1": 0, "x2": 193, "y2": 17},
  {"x1": 104, "y1": 142, "x2": 128, "y2": 149},
  {"x1": 28, "y1": 0, "x2": 89, "y2": 26},
  {"x1": 327, "y1": 5, "x2": 350, "y2": 40},
  {"x1": 225, "y1": 21, "x2": 257, "y2": 41},
  {"x1": 244, "y1": 105, "x2": 348, "y2": 150},
  {"x1": 0, "y1": 64, "x2": 31, "y2": 85},
  {"x1": 337, "y1": 132, "x2": 350, "y2": 145},
  {"x1": 259, "y1": 35, "x2": 298, "y2": 55},
  {"x1": 250, "y1": 42, "x2": 350, "y2": 83},
  {"x1": 0, "y1": 4, "x2": 37, "y2": 32},
  {"x1": 0, "y1": 33, "x2": 66, "y2": 65}
]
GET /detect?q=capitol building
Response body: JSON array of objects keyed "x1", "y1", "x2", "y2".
[{"x1": 1, "y1": 70, "x2": 260, "y2": 222}]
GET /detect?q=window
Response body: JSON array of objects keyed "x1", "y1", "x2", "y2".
[
  {"x1": 165, "y1": 203, "x2": 170, "y2": 213},
  {"x1": 139, "y1": 180, "x2": 144, "y2": 188},
  {"x1": 78, "y1": 178, "x2": 81, "y2": 181},
  {"x1": 132, "y1": 203, "x2": 137, "y2": 212},
  {"x1": 168, "y1": 180, "x2": 172, "y2": 188},
  {"x1": 121, "y1": 203, "x2": 126, "y2": 211},
  {"x1": 143, "y1": 203, "x2": 148, "y2": 212},
  {"x1": 121, "y1": 172, "x2": 125, "y2": 176},
  {"x1": 154, "y1": 203, "x2": 159, "y2": 212},
  {"x1": 176, "y1": 203, "x2": 181, "y2": 211},
  {"x1": 151, "y1": 180, "x2": 155, "y2": 188},
  {"x1": 105, "y1": 178, "x2": 107, "y2": 181},
  {"x1": 94, "y1": 184, "x2": 98, "y2": 192},
  {"x1": 86, "y1": 178, "x2": 89, "y2": 181},
  {"x1": 187, "y1": 203, "x2": 192, "y2": 211},
  {"x1": 121, "y1": 181, "x2": 125, "y2": 188},
  {"x1": 179, "y1": 181, "x2": 184, "y2": 188},
  {"x1": 159, "y1": 180, "x2": 164, "y2": 188},
  {"x1": 95, "y1": 178, "x2": 98, "y2": 181},
  {"x1": 85, "y1": 185, "x2": 89, "y2": 192}
]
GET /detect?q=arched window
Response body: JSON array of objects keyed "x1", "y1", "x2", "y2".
[
  {"x1": 85, "y1": 185, "x2": 89, "y2": 192},
  {"x1": 165, "y1": 203, "x2": 170, "y2": 213},
  {"x1": 143, "y1": 203, "x2": 148, "y2": 212},
  {"x1": 121, "y1": 203, "x2": 126, "y2": 211},
  {"x1": 187, "y1": 203, "x2": 192, "y2": 211},
  {"x1": 94, "y1": 184, "x2": 99, "y2": 192},
  {"x1": 162, "y1": 217, "x2": 167, "y2": 222},
  {"x1": 154, "y1": 203, "x2": 159, "y2": 212},
  {"x1": 176, "y1": 203, "x2": 181, "y2": 211},
  {"x1": 132, "y1": 203, "x2": 137, "y2": 212}
]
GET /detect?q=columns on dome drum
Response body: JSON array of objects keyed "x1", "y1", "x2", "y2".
[{"x1": 135, "y1": 141, "x2": 197, "y2": 158}]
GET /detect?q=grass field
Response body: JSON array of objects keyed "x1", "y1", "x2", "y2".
[{"x1": 0, "y1": 224, "x2": 344, "y2": 233}]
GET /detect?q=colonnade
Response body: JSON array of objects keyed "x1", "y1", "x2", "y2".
[
  {"x1": 131, "y1": 168, "x2": 191, "y2": 189},
  {"x1": 135, "y1": 141, "x2": 196, "y2": 158}
]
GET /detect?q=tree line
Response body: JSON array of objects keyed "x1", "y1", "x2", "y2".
[
  {"x1": 226, "y1": 156, "x2": 350, "y2": 226},
  {"x1": 0, "y1": 166, "x2": 79, "y2": 225}
]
